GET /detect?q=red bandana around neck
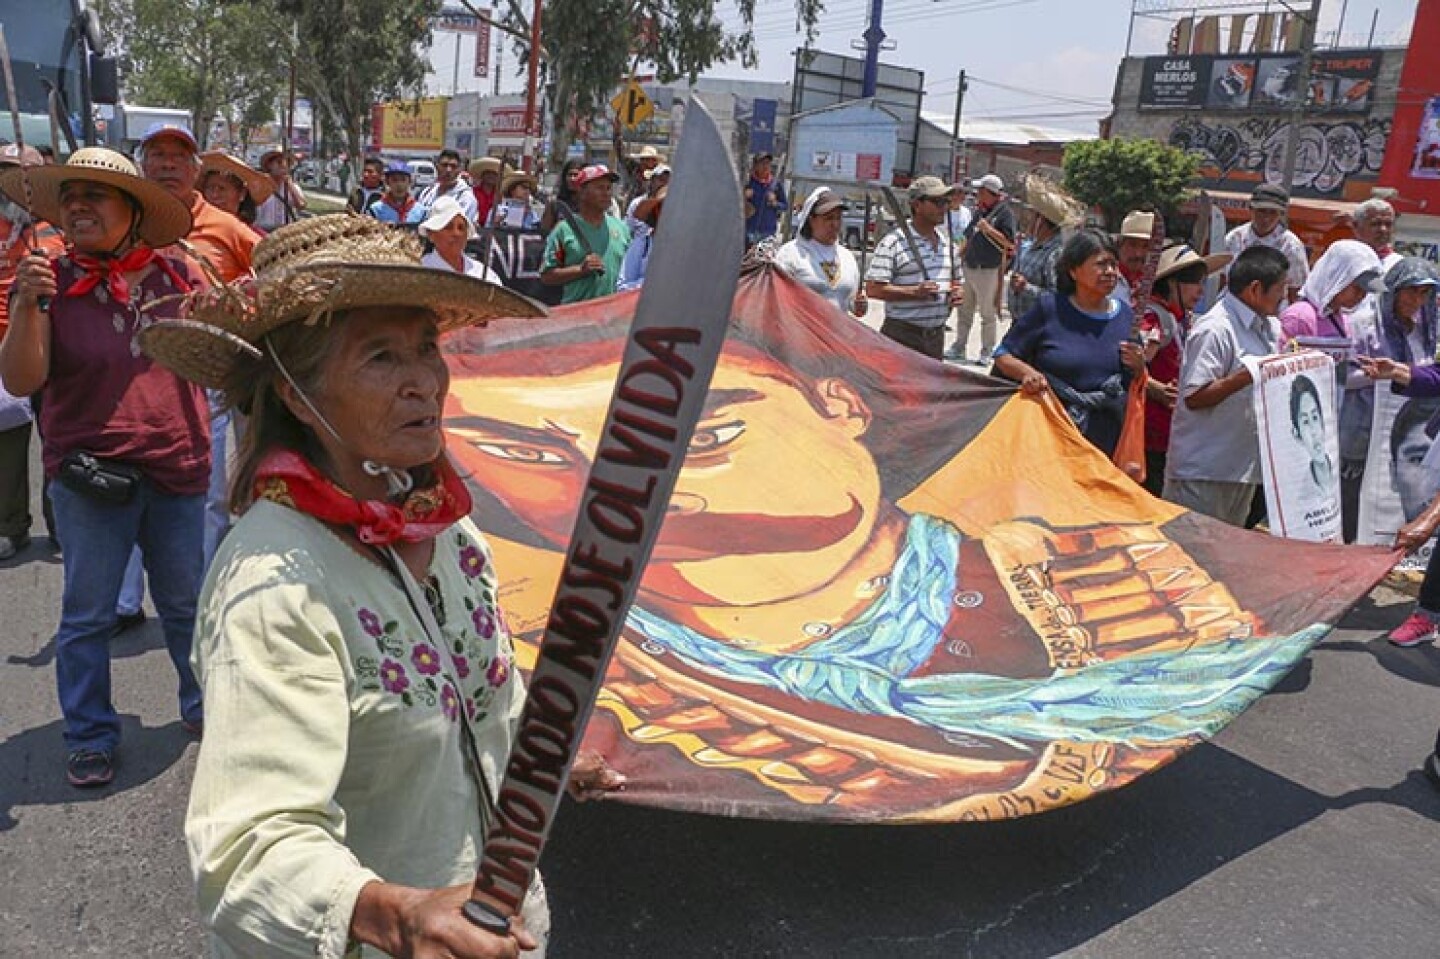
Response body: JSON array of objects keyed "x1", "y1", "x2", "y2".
[
  {"x1": 253, "y1": 448, "x2": 474, "y2": 546},
  {"x1": 67, "y1": 245, "x2": 188, "y2": 304}
]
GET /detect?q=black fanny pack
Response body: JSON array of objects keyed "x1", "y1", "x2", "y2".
[{"x1": 58, "y1": 451, "x2": 143, "y2": 504}]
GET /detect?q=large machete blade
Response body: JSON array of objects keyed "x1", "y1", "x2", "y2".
[{"x1": 463, "y1": 99, "x2": 743, "y2": 931}]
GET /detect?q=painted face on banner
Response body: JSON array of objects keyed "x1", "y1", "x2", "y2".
[{"x1": 446, "y1": 345, "x2": 886, "y2": 608}]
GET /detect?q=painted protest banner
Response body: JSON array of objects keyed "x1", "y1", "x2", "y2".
[
  {"x1": 1245, "y1": 351, "x2": 1341, "y2": 543},
  {"x1": 1357, "y1": 383, "x2": 1440, "y2": 570},
  {"x1": 441, "y1": 269, "x2": 1395, "y2": 823}
]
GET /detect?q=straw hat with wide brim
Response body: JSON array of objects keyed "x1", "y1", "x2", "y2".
[
  {"x1": 1154, "y1": 242, "x2": 1231, "y2": 283},
  {"x1": 501, "y1": 170, "x2": 537, "y2": 197},
  {"x1": 469, "y1": 156, "x2": 504, "y2": 179},
  {"x1": 139, "y1": 214, "x2": 546, "y2": 389},
  {"x1": 199, "y1": 150, "x2": 275, "y2": 205},
  {"x1": 1023, "y1": 174, "x2": 1085, "y2": 228},
  {"x1": 0, "y1": 146, "x2": 193, "y2": 249}
]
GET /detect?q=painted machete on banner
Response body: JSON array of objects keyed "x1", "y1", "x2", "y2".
[{"x1": 442, "y1": 267, "x2": 1397, "y2": 823}]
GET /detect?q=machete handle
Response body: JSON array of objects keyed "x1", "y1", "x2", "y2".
[
  {"x1": 32, "y1": 247, "x2": 50, "y2": 312},
  {"x1": 461, "y1": 898, "x2": 512, "y2": 935}
]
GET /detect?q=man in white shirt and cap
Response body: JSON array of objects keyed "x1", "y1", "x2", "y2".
[{"x1": 1224, "y1": 183, "x2": 1309, "y2": 303}]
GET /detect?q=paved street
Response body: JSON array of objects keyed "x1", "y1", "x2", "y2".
[{"x1": 4, "y1": 445, "x2": 1440, "y2": 958}]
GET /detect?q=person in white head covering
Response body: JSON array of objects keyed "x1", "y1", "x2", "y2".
[
  {"x1": 419, "y1": 195, "x2": 500, "y2": 284},
  {"x1": 773, "y1": 186, "x2": 867, "y2": 318},
  {"x1": 1278, "y1": 238, "x2": 1385, "y2": 347}
]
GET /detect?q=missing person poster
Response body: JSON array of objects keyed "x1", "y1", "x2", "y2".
[
  {"x1": 1357, "y1": 384, "x2": 1440, "y2": 569},
  {"x1": 1291, "y1": 335, "x2": 1353, "y2": 415},
  {"x1": 1245, "y1": 351, "x2": 1341, "y2": 542}
]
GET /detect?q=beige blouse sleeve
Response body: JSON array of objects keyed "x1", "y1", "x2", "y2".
[{"x1": 185, "y1": 559, "x2": 378, "y2": 959}]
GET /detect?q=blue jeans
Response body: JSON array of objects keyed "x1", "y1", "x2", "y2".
[
  {"x1": 116, "y1": 395, "x2": 232, "y2": 615},
  {"x1": 51, "y1": 479, "x2": 205, "y2": 754}
]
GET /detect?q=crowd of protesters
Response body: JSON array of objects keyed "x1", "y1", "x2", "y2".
[{"x1": 4, "y1": 120, "x2": 1440, "y2": 956}]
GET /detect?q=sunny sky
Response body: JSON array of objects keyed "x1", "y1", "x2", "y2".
[{"x1": 703, "y1": 0, "x2": 1420, "y2": 133}]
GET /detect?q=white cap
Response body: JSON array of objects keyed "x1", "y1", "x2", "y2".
[
  {"x1": 971, "y1": 173, "x2": 1005, "y2": 194},
  {"x1": 418, "y1": 195, "x2": 476, "y2": 239}
]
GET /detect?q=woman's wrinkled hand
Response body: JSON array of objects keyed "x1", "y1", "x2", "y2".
[
  {"x1": 1357, "y1": 355, "x2": 1411, "y2": 388},
  {"x1": 381, "y1": 882, "x2": 537, "y2": 959},
  {"x1": 568, "y1": 749, "x2": 626, "y2": 801}
]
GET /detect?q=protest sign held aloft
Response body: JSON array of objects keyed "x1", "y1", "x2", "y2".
[{"x1": 1245, "y1": 350, "x2": 1342, "y2": 543}]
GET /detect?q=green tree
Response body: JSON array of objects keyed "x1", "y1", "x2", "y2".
[
  {"x1": 491, "y1": 0, "x2": 821, "y2": 163},
  {"x1": 1063, "y1": 137, "x2": 1200, "y2": 231},
  {"x1": 101, "y1": 0, "x2": 285, "y2": 149},
  {"x1": 276, "y1": 0, "x2": 441, "y2": 176}
]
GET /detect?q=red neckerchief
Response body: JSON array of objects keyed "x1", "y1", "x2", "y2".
[
  {"x1": 1377, "y1": 245, "x2": 1394, "y2": 260},
  {"x1": 383, "y1": 195, "x2": 416, "y2": 218},
  {"x1": 66, "y1": 245, "x2": 189, "y2": 304},
  {"x1": 253, "y1": 448, "x2": 473, "y2": 546}
]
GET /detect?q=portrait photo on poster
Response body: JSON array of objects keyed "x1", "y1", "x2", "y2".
[
  {"x1": 1358, "y1": 384, "x2": 1440, "y2": 568},
  {"x1": 1247, "y1": 351, "x2": 1342, "y2": 542}
]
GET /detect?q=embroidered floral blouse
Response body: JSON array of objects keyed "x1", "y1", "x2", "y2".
[{"x1": 185, "y1": 499, "x2": 525, "y2": 958}]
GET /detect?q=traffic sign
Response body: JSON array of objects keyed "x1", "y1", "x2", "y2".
[{"x1": 610, "y1": 81, "x2": 655, "y2": 129}]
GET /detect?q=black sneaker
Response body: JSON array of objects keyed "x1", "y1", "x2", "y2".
[
  {"x1": 114, "y1": 610, "x2": 146, "y2": 634},
  {"x1": 1424, "y1": 752, "x2": 1440, "y2": 791},
  {"x1": 66, "y1": 749, "x2": 114, "y2": 788}
]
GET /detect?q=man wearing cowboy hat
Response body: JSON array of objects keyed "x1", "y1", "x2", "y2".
[
  {"x1": 1115, "y1": 210, "x2": 1157, "y2": 305},
  {"x1": 140, "y1": 122, "x2": 259, "y2": 283},
  {"x1": 418, "y1": 148, "x2": 479, "y2": 226},
  {"x1": 1224, "y1": 183, "x2": 1308, "y2": 303},
  {"x1": 624, "y1": 163, "x2": 669, "y2": 242},
  {"x1": 1006, "y1": 175, "x2": 1081, "y2": 323},
  {"x1": 540, "y1": 164, "x2": 631, "y2": 304},
  {"x1": 953, "y1": 173, "x2": 1016, "y2": 365},
  {"x1": 467, "y1": 156, "x2": 504, "y2": 227},
  {"x1": 253, "y1": 147, "x2": 307, "y2": 232}
]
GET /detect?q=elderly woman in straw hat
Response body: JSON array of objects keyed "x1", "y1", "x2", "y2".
[
  {"x1": 1137, "y1": 241, "x2": 1231, "y2": 495},
  {"x1": 199, "y1": 150, "x2": 274, "y2": 230},
  {"x1": 0, "y1": 147, "x2": 207, "y2": 788},
  {"x1": 140, "y1": 214, "x2": 615, "y2": 958}
]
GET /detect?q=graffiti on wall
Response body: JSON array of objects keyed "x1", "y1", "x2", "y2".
[{"x1": 1169, "y1": 116, "x2": 1391, "y2": 195}]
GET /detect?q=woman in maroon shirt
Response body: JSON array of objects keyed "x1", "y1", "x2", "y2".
[{"x1": 0, "y1": 148, "x2": 208, "y2": 788}]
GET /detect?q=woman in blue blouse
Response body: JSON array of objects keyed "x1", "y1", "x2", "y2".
[{"x1": 992, "y1": 228, "x2": 1146, "y2": 456}]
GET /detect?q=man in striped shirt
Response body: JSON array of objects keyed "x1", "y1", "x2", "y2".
[{"x1": 865, "y1": 177, "x2": 964, "y2": 360}]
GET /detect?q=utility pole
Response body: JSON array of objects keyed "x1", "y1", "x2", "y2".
[
  {"x1": 950, "y1": 70, "x2": 967, "y2": 185},
  {"x1": 1278, "y1": 0, "x2": 1322, "y2": 194},
  {"x1": 861, "y1": 0, "x2": 885, "y2": 97},
  {"x1": 520, "y1": 0, "x2": 543, "y2": 173}
]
